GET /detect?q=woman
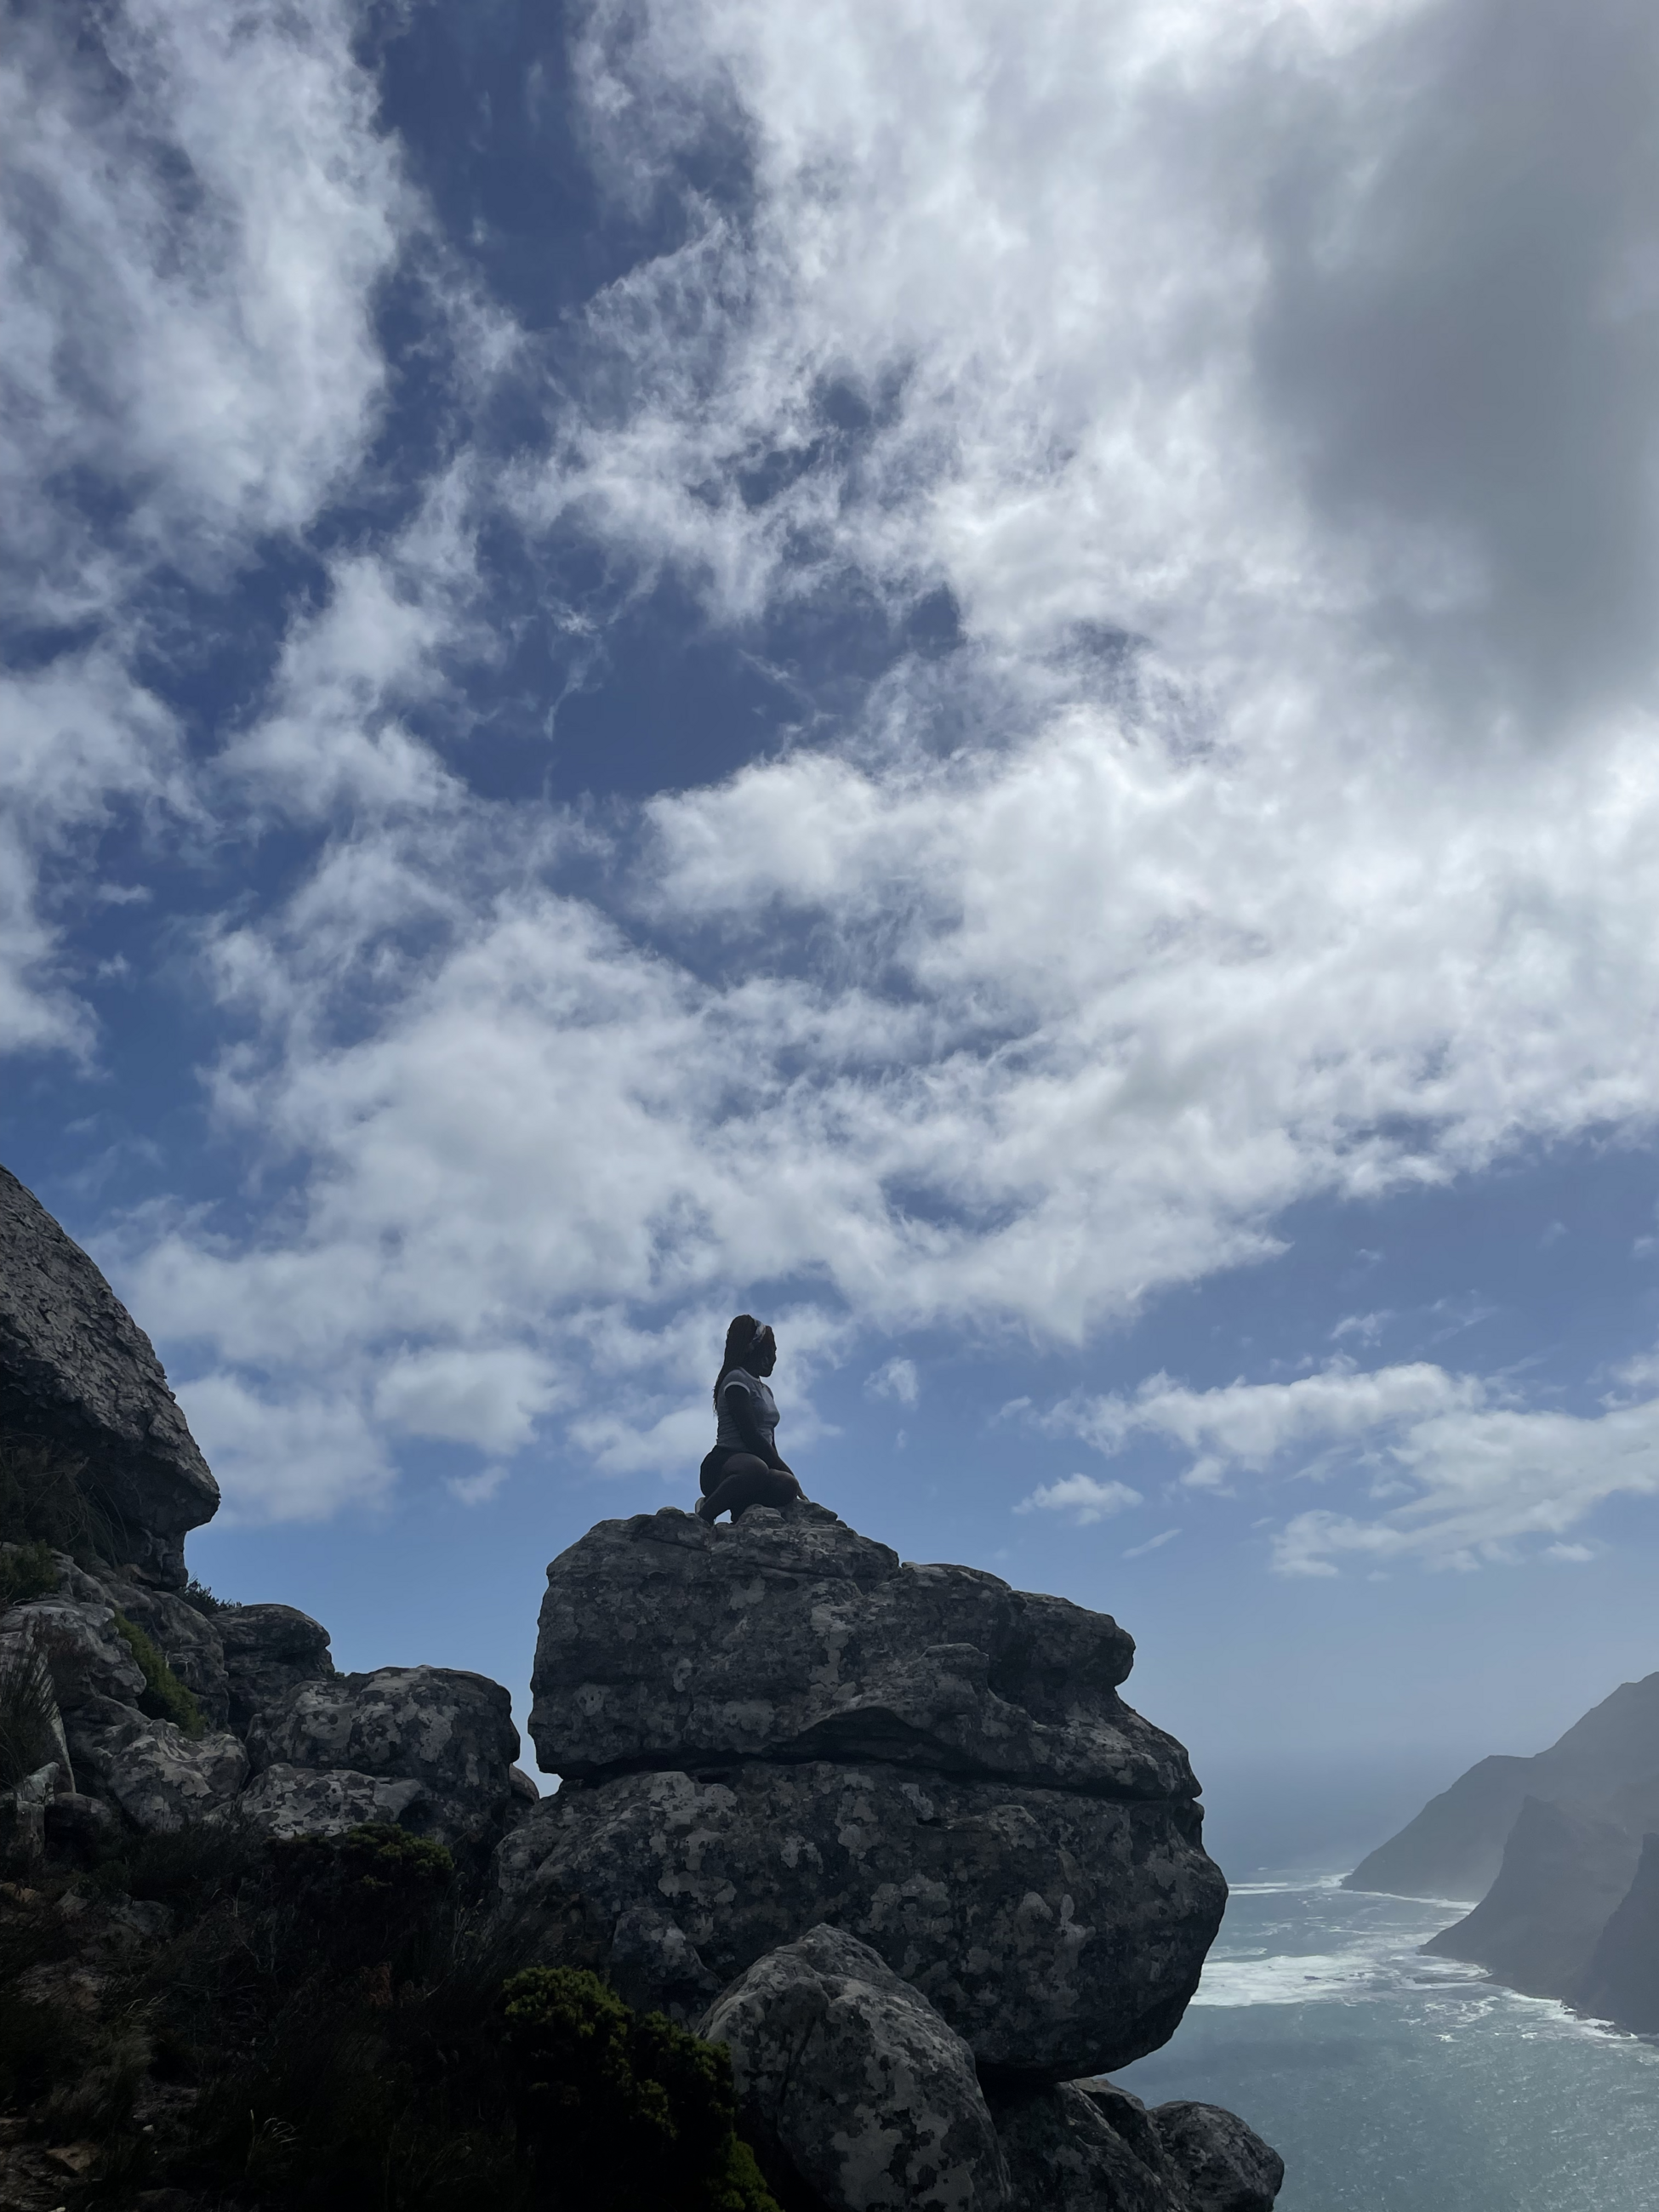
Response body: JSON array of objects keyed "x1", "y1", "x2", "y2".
[{"x1": 697, "y1": 1314, "x2": 807, "y2": 1524}]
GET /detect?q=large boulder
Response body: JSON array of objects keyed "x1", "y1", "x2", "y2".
[
  {"x1": 235, "y1": 1762, "x2": 426, "y2": 1841},
  {"x1": 992, "y1": 2084, "x2": 1283, "y2": 2212},
  {"x1": 217, "y1": 1603, "x2": 334, "y2": 1732},
  {"x1": 66, "y1": 1693, "x2": 248, "y2": 1832},
  {"x1": 494, "y1": 1756, "x2": 1219, "y2": 2080},
  {"x1": 700, "y1": 1924, "x2": 1009, "y2": 2212},
  {"x1": 531, "y1": 1506, "x2": 1192, "y2": 1798},
  {"x1": 1149, "y1": 2102, "x2": 1286, "y2": 2212},
  {"x1": 0, "y1": 1164, "x2": 217, "y2": 1587},
  {"x1": 3, "y1": 1594, "x2": 147, "y2": 1713},
  {"x1": 990, "y1": 2081, "x2": 1183, "y2": 2212},
  {"x1": 249, "y1": 1666, "x2": 521, "y2": 1855}
]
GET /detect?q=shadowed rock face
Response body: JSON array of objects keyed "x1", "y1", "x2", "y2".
[
  {"x1": 988, "y1": 2082, "x2": 1285, "y2": 2212},
  {"x1": 1423, "y1": 1793, "x2": 1650, "y2": 1996},
  {"x1": 496, "y1": 1759, "x2": 1216, "y2": 2078},
  {"x1": 0, "y1": 1165, "x2": 217, "y2": 1587},
  {"x1": 218, "y1": 1603, "x2": 334, "y2": 1732},
  {"x1": 249, "y1": 1666, "x2": 522, "y2": 1857},
  {"x1": 1576, "y1": 1831, "x2": 1659, "y2": 2032},
  {"x1": 503, "y1": 1503, "x2": 1225, "y2": 2083},
  {"x1": 700, "y1": 1923, "x2": 1010, "y2": 2212},
  {"x1": 530, "y1": 1505, "x2": 1189, "y2": 1798}
]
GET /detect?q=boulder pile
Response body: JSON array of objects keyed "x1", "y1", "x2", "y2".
[{"x1": 496, "y1": 1503, "x2": 1283, "y2": 2210}]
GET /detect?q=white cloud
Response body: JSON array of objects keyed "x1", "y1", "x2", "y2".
[
  {"x1": 20, "y1": 0, "x2": 1659, "y2": 1570},
  {"x1": 178, "y1": 1371, "x2": 394, "y2": 1525},
  {"x1": 1044, "y1": 1355, "x2": 1659, "y2": 1574},
  {"x1": 373, "y1": 1346, "x2": 562, "y2": 1455},
  {"x1": 1125, "y1": 1527, "x2": 1181, "y2": 1559},
  {"x1": 1016, "y1": 1474, "x2": 1143, "y2": 1525},
  {"x1": 1052, "y1": 1361, "x2": 1482, "y2": 1488},
  {"x1": 0, "y1": 0, "x2": 415, "y2": 1049},
  {"x1": 447, "y1": 1466, "x2": 510, "y2": 1508},
  {"x1": 866, "y1": 1357, "x2": 920, "y2": 1407}
]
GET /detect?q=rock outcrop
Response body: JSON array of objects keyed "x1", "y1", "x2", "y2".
[
  {"x1": 248, "y1": 1665, "x2": 522, "y2": 1858},
  {"x1": 530, "y1": 1508, "x2": 1191, "y2": 1799},
  {"x1": 219, "y1": 1602, "x2": 334, "y2": 1730},
  {"x1": 3, "y1": 1546, "x2": 524, "y2": 1861},
  {"x1": 983, "y1": 2081, "x2": 1283, "y2": 2212},
  {"x1": 501, "y1": 1504, "x2": 1226, "y2": 2084},
  {"x1": 701, "y1": 1923, "x2": 1010, "y2": 2212},
  {"x1": 0, "y1": 1164, "x2": 217, "y2": 1587},
  {"x1": 1346, "y1": 1671, "x2": 1659, "y2": 1902},
  {"x1": 1, "y1": 1164, "x2": 1285, "y2": 2209}
]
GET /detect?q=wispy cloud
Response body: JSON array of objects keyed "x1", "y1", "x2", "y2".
[{"x1": 1016, "y1": 1474, "x2": 1143, "y2": 1525}]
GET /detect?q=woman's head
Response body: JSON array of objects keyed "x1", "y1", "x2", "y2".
[{"x1": 714, "y1": 1314, "x2": 774, "y2": 1404}]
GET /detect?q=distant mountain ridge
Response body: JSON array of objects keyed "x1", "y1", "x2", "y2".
[
  {"x1": 1346, "y1": 1672, "x2": 1659, "y2": 2035},
  {"x1": 1344, "y1": 1673, "x2": 1659, "y2": 1903}
]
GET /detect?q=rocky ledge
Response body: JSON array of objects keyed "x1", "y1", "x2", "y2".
[{"x1": 500, "y1": 1505, "x2": 1228, "y2": 2084}]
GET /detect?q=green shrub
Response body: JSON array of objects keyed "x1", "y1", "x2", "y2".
[
  {"x1": 0, "y1": 1538, "x2": 58, "y2": 1611},
  {"x1": 180, "y1": 1576, "x2": 238, "y2": 1616},
  {"x1": 271, "y1": 1821, "x2": 457, "y2": 1973},
  {"x1": 0, "y1": 1643, "x2": 60, "y2": 1787},
  {"x1": 112, "y1": 1612, "x2": 204, "y2": 1737},
  {"x1": 503, "y1": 1967, "x2": 779, "y2": 2212}
]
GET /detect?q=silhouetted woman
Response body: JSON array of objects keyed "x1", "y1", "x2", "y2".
[{"x1": 697, "y1": 1314, "x2": 807, "y2": 1524}]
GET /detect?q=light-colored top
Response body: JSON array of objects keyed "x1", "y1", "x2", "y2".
[{"x1": 715, "y1": 1366, "x2": 781, "y2": 1456}]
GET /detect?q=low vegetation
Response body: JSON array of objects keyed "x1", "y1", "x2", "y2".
[
  {"x1": 111, "y1": 1613, "x2": 205, "y2": 1738},
  {"x1": 0, "y1": 1642, "x2": 59, "y2": 1787},
  {"x1": 0, "y1": 1539, "x2": 59, "y2": 1611},
  {"x1": 0, "y1": 1439, "x2": 117, "y2": 1562},
  {"x1": 0, "y1": 1821, "x2": 782, "y2": 2212}
]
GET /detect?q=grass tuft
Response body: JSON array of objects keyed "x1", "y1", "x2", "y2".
[{"x1": 0, "y1": 1640, "x2": 60, "y2": 1787}]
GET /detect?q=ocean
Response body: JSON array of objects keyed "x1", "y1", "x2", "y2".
[{"x1": 1115, "y1": 1879, "x2": 1659, "y2": 2212}]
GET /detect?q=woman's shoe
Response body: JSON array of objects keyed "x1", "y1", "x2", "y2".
[{"x1": 694, "y1": 1495, "x2": 716, "y2": 1524}]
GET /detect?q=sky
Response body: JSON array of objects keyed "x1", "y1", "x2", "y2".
[{"x1": 6, "y1": 0, "x2": 1659, "y2": 1864}]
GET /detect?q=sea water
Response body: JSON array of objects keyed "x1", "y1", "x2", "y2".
[{"x1": 1115, "y1": 1880, "x2": 1659, "y2": 2212}]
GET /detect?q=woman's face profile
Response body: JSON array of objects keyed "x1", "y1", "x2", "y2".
[{"x1": 753, "y1": 1327, "x2": 778, "y2": 1376}]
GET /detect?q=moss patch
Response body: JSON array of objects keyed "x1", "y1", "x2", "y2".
[{"x1": 112, "y1": 1612, "x2": 204, "y2": 1737}]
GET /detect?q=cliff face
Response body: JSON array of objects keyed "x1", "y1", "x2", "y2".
[
  {"x1": 509, "y1": 1505, "x2": 1225, "y2": 2084},
  {"x1": 1350, "y1": 1676, "x2": 1659, "y2": 2037},
  {"x1": 1421, "y1": 1793, "x2": 1650, "y2": 1996},
  {"x1": 0, "y1": 1165, "x2": 218, "y2": 1587},
  {"x1": 1345, "y1": 1673, "x2": 1659, "y2": 1903},
  {"x1": 1576, "y1": 1832, "x2": 1659, "y2": 2032}
]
